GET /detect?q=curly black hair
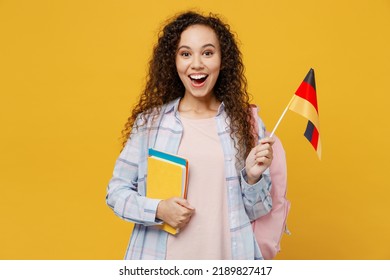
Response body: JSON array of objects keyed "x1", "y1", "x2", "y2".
[{"x1": 122, "y1": 11, "x2": 257, "y2": 160}]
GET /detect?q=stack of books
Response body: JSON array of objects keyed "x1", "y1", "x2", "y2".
[{"x1": 146, "y1": 148, "x2": 189, "y2": 234}]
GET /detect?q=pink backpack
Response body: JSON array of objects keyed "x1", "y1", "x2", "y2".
[{"x1": 251, "y1": 107, "x2": 291, "y2": 260}]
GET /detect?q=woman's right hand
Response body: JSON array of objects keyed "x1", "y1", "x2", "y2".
[{"x1": 156, "y1": 197, "x2": 195, "y2": 230}]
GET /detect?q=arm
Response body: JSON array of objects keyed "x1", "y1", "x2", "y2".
[
  {"x1": 106, "y1": 117, "x2": 162, "y2": 226},
  {"x1": 240, "y1": 162, "x2": 272, "y2": 221},
  {"x1": 240, "y1": 114, "x2": 274, "y2": 221}
]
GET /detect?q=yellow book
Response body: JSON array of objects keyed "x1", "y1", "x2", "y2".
[{"x1": 146, "y1": 148, "x2": 188, "y2": 235}]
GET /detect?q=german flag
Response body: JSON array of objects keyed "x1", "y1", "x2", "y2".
[{"x1": 288, "y1": 68, "x2": 321, "y2": 159}]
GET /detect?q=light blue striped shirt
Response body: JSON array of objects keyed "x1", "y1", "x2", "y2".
[{"x1": 106, "y1": 98, "x2": 272, "y2": 259}]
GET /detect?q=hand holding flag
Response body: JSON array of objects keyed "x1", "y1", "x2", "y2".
[{"x1": 270, "y1": 68, "x2": 321, "y2": 159}]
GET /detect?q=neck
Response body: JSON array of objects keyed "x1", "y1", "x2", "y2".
[{"x1": 179, "y1": 94, "x2": 221, "y2": 119}]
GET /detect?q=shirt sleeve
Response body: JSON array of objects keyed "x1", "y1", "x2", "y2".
[
  {"x1": 240, "y1": 168, "x2": 272, "y2": 221},
  {"x1": 239, "y1": 112, "x2": 272, "y2": 221},
  {"x1": 106, "y1": 117, "x2": 162, "y2": 226}
]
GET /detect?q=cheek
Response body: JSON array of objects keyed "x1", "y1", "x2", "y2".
[
  {"x1": 175, "y1": 57, "x2": 182, "y2": 71},
  {"x1": 210, "y1": 66, "x2": 221, "y2": 78},
  {"x1": 176, "y1": 60, "x2": 188, "y2": 75},
  {"x1": 175, "y1": 65, "x2": 188, "y2": 84},
  {"x1": 177, "y1": 68, "x2": 187, "y2": 81},
  {"x1": 209, "y1": 60, "x2": 221, "y2": 73}
]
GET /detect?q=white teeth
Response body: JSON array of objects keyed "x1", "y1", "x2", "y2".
[{"x1": 189, "y1": 74, "x2": 207, "y2": 80}]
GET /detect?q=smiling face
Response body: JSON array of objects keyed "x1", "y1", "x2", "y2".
[{"x1": 175, "y1": 24, "x2": 221, "y2": 101}]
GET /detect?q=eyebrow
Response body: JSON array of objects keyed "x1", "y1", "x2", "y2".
[{"x1": 177, "y1": 43, "x2": 216, "y2": 50}]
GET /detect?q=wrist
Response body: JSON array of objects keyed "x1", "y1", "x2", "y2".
[
  {"x1": 244, "y1": 167, "x2": 258, "y2": 185},
  {"x1": 156, "y1": 200, "x2": 165, "y2": 221},
  {"x1": 247, "y1": 176, "x2": 260, "y2": 185}
]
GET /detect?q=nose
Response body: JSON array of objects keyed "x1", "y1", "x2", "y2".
[{"x1": 191, "y1": 54, "x2": 204, "y2": 70}]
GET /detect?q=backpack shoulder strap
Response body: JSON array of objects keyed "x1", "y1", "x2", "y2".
[{"x1": 250, "y1": 104, "x2": 291, "y2": 260}]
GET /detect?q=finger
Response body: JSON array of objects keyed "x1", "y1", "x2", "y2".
[
  {"x1": 260, "y1": 137, "x2": 275, "y2": 146},
  {"x1": 255, "y1": 149, "x2": 273, "y2": 160},
  {"x1": 255, "y1": 156, "x2": 271, "y2": 165},
  {"x1": 175, "y1": 197, "x2": 195, "y2": 211},
  {"x1": 177, "y1": 214, "x2": 193, "y2": 229},
  {"x1": 254, "y1": 142, "x2": 272, "y2": 153},
  {"x1": 257, "y1": 141, "x2": 273, "y2": 154},
  {"x1": 256, "y1": 155, "x2": 272, "y2": 164},
  {"x1": 255, "y1": 148, "x2": 272, "y2": 159}
]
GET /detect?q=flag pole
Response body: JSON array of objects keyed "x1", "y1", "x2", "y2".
[{"x1": 270, "y1": 95, "x2": 295, "y2": 137}]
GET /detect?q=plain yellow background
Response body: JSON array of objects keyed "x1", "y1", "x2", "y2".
[{"x1": 1, "y1": 0, "x2": 389, "y2": 259}]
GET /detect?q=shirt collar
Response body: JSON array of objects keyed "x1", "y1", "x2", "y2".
[
  {"x1": 216, "y1": 102, "x2": 226, "y2": 116},
  {"x1": 164, "y1": 98, "x2": 181, "y2": 114},
  {"x1": 164, "y1": 97, "x2": 226, "y2": 116}
]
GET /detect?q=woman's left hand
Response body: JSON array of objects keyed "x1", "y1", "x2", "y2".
[{"x1": 245, "y1": 137, "x2": 275, "y2": 185}]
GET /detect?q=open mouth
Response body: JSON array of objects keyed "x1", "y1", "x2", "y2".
[{"x1": 189, "y1": 74, "x2": 208, "y2": 86}]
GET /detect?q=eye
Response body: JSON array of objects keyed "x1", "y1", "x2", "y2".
[
  {"x1": 179, "y1": 51, "x2": 191, "y2": 57},
  {"x1": 203, "y1": 50, "x2": 214, "y2": 56}
]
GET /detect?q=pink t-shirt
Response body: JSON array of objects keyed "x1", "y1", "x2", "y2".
[{"x1": 166, "y1": 116, "x2": 232, "y2": 259}]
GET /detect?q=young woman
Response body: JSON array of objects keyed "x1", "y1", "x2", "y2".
[{"x1": 106, "y1": 11, "x2": 274, "y2": 260}]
